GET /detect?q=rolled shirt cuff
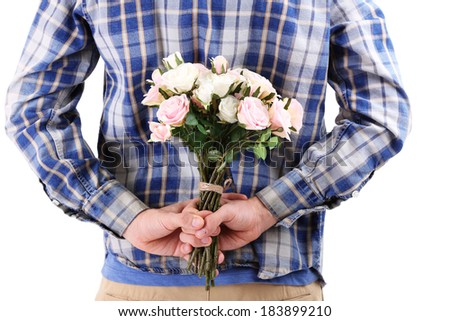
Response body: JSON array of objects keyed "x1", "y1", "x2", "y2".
[{"x1": 82, "y1": 180, "x2": 148, "y2": 237}]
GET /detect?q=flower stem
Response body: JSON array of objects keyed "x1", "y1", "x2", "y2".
[{"x1": 188, "y1": 160, "x2": 225, "y2": 290}]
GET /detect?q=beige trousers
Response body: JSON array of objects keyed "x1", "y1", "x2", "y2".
[{"x1": 95, "y1": 278, "x2": 323, "y2": 301}]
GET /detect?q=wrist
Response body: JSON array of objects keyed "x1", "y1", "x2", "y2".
[
  {"x1": 249, "y1": 196, "x2": 277, "y2": 232},
  {"x1": 123, "y1": 208, "x2": 152, "y2": 241}
]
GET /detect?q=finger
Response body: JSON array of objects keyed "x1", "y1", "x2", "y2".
[
  {"x1": 195, "y1": 207, "x2": 232, "y2": 238},
  {"x1": 220, "y1": 194, "x2": 247, "y2": 206},
  {"x1": 221, "y1": 193, "x2": 248, "y2": 204},
  {"x1": 177, "y1": 243, "x2": 193, "y2": 261},
  {"x1": 217, "y1": 250, "x2": 225, "y2": 264},
  {"x1": 161, "y1": 211, "x2": 204, "y2": 232},
  {"x1": 183, "y1": 204, "x2": 213, "y2": 219},
  {"x1": 181, "y1": 214, "x2": 206, "y2": 234},
  {"x1": 213, "y1": 251, "x2": 225, "y2": 277},
  {"x1": 160, "y1": 199, "x2": 193, "y2": 213},
  {"x1": 180, "y1": 242, "x2": 193, "y2": 255},
  {"x1": 180, "y1": 231, "x2": 212, "y2": 247},
  {"x1": 181, "y1": 224, "x2": 219, "y2": 241},
  {"x1": 217, "y1": 230, "x2": 242, "y2": 251},
  {"x1": 194, "y1": 210, "x2": 214, "y2": 218},
  {"x1": 210, "y1": 226, "x2": 221, "y2": 237},
  {"x1": 181, "y1": 198, "x2": 201, "y2": 214}
]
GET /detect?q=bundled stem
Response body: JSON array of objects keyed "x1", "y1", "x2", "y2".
[{"x1": 187, "y1": 160, "x2": 225, "y2": 290}]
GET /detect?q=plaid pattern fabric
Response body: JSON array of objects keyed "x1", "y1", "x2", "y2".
[{"x1": 5, "y1": 0, "x2": 410, "y2": 279}]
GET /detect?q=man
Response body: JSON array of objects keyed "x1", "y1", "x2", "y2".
[{"x1": 5, "y1": 0, "x2": 410, "y2": 301}]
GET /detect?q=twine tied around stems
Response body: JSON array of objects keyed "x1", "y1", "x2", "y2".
[
  {"x1": 198, "y1": 178, "x2": 233, "y2": 194},
  {"x1": 191, "y1": 177, "x2": 233, "y2": 296}
]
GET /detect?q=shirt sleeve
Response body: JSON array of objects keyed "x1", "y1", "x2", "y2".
[
  {"x1": 5, "y1": 0, "x2": 148, "y2": 237},
  {"x1": 256, "y1": 0, "x2": 411, "y2": 228}
]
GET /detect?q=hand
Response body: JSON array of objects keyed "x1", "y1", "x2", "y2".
[
  {"x1": 178, "y1": 194, "x2": 244, "y2": 248},
  {"x1": 123, "y1": 200, "x2": 211, "y2": 259},
  {"x1": 192, "y1": 195, "x2": 278, "y2": 251}
]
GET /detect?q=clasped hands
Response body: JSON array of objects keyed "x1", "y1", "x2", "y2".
[{"x1": 123, "y1": 193, "x2": 277, "y2": 264}]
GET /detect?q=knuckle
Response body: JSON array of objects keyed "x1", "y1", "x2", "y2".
[{"x1": 180, "y1": 212, "x2": 191, "y2": 226}]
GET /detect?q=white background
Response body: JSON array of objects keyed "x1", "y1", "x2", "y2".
[{"x1": 0, "y1": 1, "x2": 449, "y2": 320}]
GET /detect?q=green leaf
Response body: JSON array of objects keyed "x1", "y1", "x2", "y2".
[
  {"x1": 194, "y1": 131, "x2": 206, "y2": 143},
  {"x1": 199, "y1": 118, "x2": 213, "y2": 128},
  {"x1": 185, "y1": 113, "x2": 198, "y2": 126},
  {"x1": 267, "y1": 136, "x2": 280, "y2": 149},
  {"x1": 224, "y1": 150, "x2": 234, "y2": 163},
  {"x1": 233, "y1": 82, "x2": 243, "y2": 95},
  {"x1": 230, "y1": 126, "x2": 246, "y2": 142},
  {"x1": 243, "y1": 86, "x2": 251, "y2": 97},
  {"x1": 283, "y1": 98, "x2": 292, "y2": 110},
  {"x1": 207, "y1": 149, "x2": 221, "y2": 162},
  {"x1": 158, "y1": 88, "x2": 170, "y2": 100},
  {"x1": 226, "y1": 82, "x2": 235, "y2": 96},
  {"x1": 262, "y1": 92, "x2": 276, "y2": 101},
  {"x1": 175, "y1": 53, "x2": 184, "y2": 66},
  {"x1": 252, "y1": 86, "x2": 261, "y2": 98},
  {"x1": 211, "y1": 94, "x2": 221, "y2": 103},
  {"x1": 253, "y1": 143, "x2": 267, "y2": 159},
  {"x1": 196, "y1": 123, "x2": 207, "y2": 135},
  {"x1": 211, "y1": 123, "x2": 223, "y2": 137},
  {"x1": 210, "y1": 58, "x2": 217, "y2": 74},
  {"x1": 260, "y1": 128, "x2": 272, "y2": 142},
  {"x1": 171, "y1": 127, "x2": 182, "y2": 137}
]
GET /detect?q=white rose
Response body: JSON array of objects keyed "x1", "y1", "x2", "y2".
[
  {"x1": 162, "y1": 51, "x2": 184, "y2": 70},
  {"x1": 193, "y1": 82, "x2": 214, "y2": 106},
  {"x1": 241, "y1": 68, "x2": 277, "y2": 102},
  {"x1": 218, "y1": 95, "x2": 239, "y2": 123},
  {"x1": 193, "y1": 63, "x2": 210, "y2": 76},
  {"x1": 192, "y1": 70, "x2": 215, "y2": 107},
  {"x1": 161, "y1": 63, "x2": 199, "y2": 94},
  {"x1": 196, "y1": 69, "x2": 215, "y2": 85},
  {"x1": 227, "y1": 68, "x2": 247, "y2": 83},
  {"x1": 212, "y1": 73, "x2": 238, "y2": 98},
  {"x1": 226, "y1": 69, "x2": 247, "y2": 96}
]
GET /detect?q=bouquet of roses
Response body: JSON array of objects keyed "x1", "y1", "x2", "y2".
[{"x1": 142, "y1": 52, "x2": 303, "y2": 289}]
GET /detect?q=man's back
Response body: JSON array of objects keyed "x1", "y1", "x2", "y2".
[{"x1": 5, "y1": 0, "x2": 410, "y2": 297}]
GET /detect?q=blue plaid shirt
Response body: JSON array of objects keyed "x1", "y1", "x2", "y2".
[{"x1": 5, "y1": 0, "x2": 410, "y2": 281}]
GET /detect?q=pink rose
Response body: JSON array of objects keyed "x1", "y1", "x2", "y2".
[
  {"x1": 156, "y1": 94, "x2": 190, "y2": 126},
  {"x1": 151, "y1": 69, "x2": 163, "y2": 85},
  {"x1": 141, "y1": 85, "x2": 164, "y2": 107},
  {"x1": 287, "y1": 98, "x2": 304, "y2": 132},
  {"x1": 237, "y1": 97, "x2": 270, "y2": 130},
  {"x1": 211, "y1": 55, "x2": 229, "y2": 75},
  {"x1": 149, "y1": 122, "x2": 172, "y2": 142},
  {"x1": 269, "y1": 99, "x2": 292, "y2": 140}
]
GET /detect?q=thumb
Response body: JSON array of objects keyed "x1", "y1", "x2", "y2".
[
  {"x1": 160, "y1": 212, "x2": 204, "y2": 231},
  {"x1": 222, "y1": 193, "x2": 248, "y2": 201},
  {"x1": 221, "y1": 193, "x2": 248, "y2": 206},
  {"x1": 194, "y1": 206, "x2": 232, "y2": 238}
]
